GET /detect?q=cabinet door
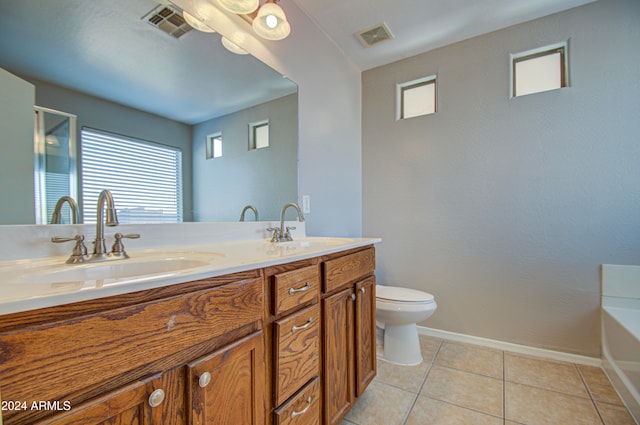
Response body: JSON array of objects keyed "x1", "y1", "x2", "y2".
[
  {"x1": 322, "y1": 288, "x2": 354, "y2": 425},
  {"x1": 189, "y1": 331, "x2": 265, "y2": 425},
  {"x1": 355, "y1": 277, "x2": 376, "y2": 396},
  {"x1": 37, "y1": 368, "x2": 185, "y2": 425}
]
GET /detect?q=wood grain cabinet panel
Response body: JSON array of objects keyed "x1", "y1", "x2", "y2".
[
  {"x1": 323, "y1": 248, "x2": 375, "y2": 294},
  {"x1": 37, "y1": 368, "x2": 186, "y2": 425},
  {"x1": 0, "y1": 277, "x2": 263, "y2": 418},
  {"x1": 355, "y1": 277, "x2": 376, "y2": 396},
  {"x1": 272, "y1": 265, "x2": 320, "y2": 317},
  {"x1": 274, "y1": 304, "x2": 321, "y2": 406},
  {"x1": 321, "y1": 248, "x2": 377, "y2": 425},
  {"x1": 322, "y1": 288, "x2": 355, "y2": 425},
  {"x1": 189, "y1": 331, "x2": 265, "y2": 425},
  {"x1": 273, "y1": 377, "x2": 320, "y2": 425}
]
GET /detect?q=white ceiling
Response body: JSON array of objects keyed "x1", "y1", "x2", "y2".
[
  {"x1": 0, "y1": 0, "x2": 595, "y2": 123},
  {"x1": 290, "y1": 0, "x2": 595, "y2": 70}
]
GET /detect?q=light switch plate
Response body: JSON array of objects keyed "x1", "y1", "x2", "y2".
[{"x1": 302, "y1": 195, "x2": 311, "y2": 214}]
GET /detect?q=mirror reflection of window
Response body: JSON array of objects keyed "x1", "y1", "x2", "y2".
[
  {"x1": 249, "y1": 120, "x2": 270, "y2": 150},
  {"x1": 206, "y1": 133, "x2": 223, "y2": 159},
  {"x1": 81, "y1": 128, "x2": 183, "y2": 224}
]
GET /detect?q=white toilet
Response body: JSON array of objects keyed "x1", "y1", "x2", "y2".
[{"x1": 376, "y1": 285, "x2": 437, "y2": 366}]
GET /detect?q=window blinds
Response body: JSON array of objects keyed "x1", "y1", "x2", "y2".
[{"x1": 80, "y1": 128, "x2": 183, "y2": 224}]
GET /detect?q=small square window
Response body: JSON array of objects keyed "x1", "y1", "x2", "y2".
[
  {"x1": 206, "y1": 132, "x2": 222, "y2": 159},
  {"x1": 249, "y1": 120, "x2": 269, "y2": 150},
  {"x1": 397, "y1": 76, "x2": 436, "y2": 120},
  {"x1": 512, "y1": 43, "x2": 568, "y2": 97}
]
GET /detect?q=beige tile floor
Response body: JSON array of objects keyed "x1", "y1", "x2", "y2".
[{"x1": 341, "y1": 335, "x2": 637, "y2": 425}]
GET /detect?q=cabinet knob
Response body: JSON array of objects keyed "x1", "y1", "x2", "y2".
[
  {"x1": 360, "y1": 287, "x2": 365, "y2": 294},
  {"x1": 351, "y1": 293, "x2": 356, "y2": 301},
  {"x1": 198, "y1": 372, "x2": 212, "y2": 388},
  {"x1": 291, "y1": 396, "x2": 313, "y2": 419},
  {"x1": 148, "y1": 389, "x2": 165, "y2": 408}
]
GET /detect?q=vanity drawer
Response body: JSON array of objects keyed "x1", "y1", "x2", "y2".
[
  {"x1": 274, "y1": 377, "x2": 320, "y2": 425},
  {"x1": 274, "y1": 304, "x2": 321, "y2": 406},
  {"x1": 272, "y1": 264, "x2": 320, "y2": 316},
  {"x1": 323, "y1": 248, "x2": 375, "y2": 294}
]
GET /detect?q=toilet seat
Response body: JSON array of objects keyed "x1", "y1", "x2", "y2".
[{"x1": 376, "y1": 285, "x2": 434, "y2": 304}]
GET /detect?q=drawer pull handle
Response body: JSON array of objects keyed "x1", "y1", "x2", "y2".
[
  {"x1": 291, "y1": 396, "x2": 313, "y2": 419},
  {"x1": 148, "y1": 389, "x2": 165, "y2": 408},
  {"x1": 199, "y1": 372, "x2": 212, "y2": 388},
  {"x1": 289, "y1": 282, "x2": 311, "y2": 295},
  {"x1": 292, "y1": 317, "x2": 313, "y2": 332}
]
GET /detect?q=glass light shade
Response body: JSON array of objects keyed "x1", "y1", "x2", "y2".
[
  {"x1": 252, "y1": 3, "x2": 290, "y2": 41},
  {"x1": 183, "y1": 11, "x2": 216, "y2": 33},
  {"x1": 221, "y1": 36, "x2": 248, "y2": 55},
  {"x1": 217, "y1": 0, "x2": 259, "y2": 15}
]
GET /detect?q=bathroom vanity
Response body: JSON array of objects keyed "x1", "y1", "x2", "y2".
[{"x1": 0, "y1": 226, "x2": 379, "y2": 425}]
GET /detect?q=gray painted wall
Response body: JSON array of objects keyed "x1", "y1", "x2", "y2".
[
  {"x1": 172, "y1": 0, "x2": 363, "y2": 237},
  {"x1": 362, "y1": 0, "x2": 640, "y2": 357},
  {"x1": 0, "y1": 68, "x2": 34, "y2": 224},
  {"x1": 192, "y1": 93, "x2": 298, "y2": 222}
]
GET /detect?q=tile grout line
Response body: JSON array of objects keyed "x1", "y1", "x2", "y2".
[
  {"x1": 401, "y1": 338, "x2": 445, "y2": 425},
  {"x1": 575, "y1": 363, "x2": 607, "y2": 425}
]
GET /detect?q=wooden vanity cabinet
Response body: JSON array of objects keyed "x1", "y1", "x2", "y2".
[
  {"x1": 0, "y1": 271, "x2": 265, "y2": 425},
  {"x1": 321, "y1": 248, "x2": 376, "y2": 425},
  {"x1": 0, "y1": 244, "x2": 377, "y2": 425}
]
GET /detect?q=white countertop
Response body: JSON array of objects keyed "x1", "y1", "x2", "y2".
[{"x1": 0, "y1": 236, "x2": 380, "y2": 315}]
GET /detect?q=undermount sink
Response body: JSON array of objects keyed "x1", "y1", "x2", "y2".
[{"x1": 20, "y1": 254, "x2": 219, "y2": 285}]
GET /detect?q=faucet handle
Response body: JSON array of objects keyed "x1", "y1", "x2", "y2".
[
  {"x1": 52, "y1": 234, "x2": 88, "y2": 264},
  {"x1": 110, "y1": 233, "x2": 140, "y2": 258},
  {"x1": 283, "y1": 226, "x2": 296, "y2": 241},
  {"x1": 266, "y1": 227, "x2": 281, "y2": 243}
]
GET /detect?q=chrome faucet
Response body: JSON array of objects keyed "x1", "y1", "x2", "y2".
[
  {"x1": 268, "y1": 202, "x2": 304, "y2": 242},
  {"x1": 89, "y1": 190, "x2": 119, "y2": 260},
  {"x1": 50, "y1": 196, "x2": 79, "y2": 224},
  {"x1": 239, "y1": 205, "x2": 259, "y2": 222},
  {"x1": 52, "y1": 190, "x2": 140, "y2": 263}
]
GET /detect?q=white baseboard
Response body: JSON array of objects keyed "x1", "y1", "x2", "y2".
[{"x1": 417, "y1": 326, "x2": 602, "y2": 367}]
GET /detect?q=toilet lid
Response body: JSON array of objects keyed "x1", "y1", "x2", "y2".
[{"x1": 376, "y1": 285, "x2": 434, "y2": 303}]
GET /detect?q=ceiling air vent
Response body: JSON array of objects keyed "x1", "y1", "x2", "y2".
[
  {"x1": 355, "y1": 22, "x2": 394, "y2": 48},
  {"x1": 143, "y1": 4, "x2": 192, "y2": 39}
]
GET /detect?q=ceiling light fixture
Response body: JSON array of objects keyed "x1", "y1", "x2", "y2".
[
  {"x1": 221, "y1": 36, "x2": 249, "y2": 55},
  {"x1": 183, "y1": 10, "x2": 216, "y2": 33},
  {"x1": 217, "y1": 0, "x2": 260, "y2": 15},
  {"x1": 251, "y1": 1, "x2": 290, "y2": 41}
]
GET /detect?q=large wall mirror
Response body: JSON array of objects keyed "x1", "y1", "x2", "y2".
[{"x1": 0, "y1": 0, "x2": 298, "y2": 225}]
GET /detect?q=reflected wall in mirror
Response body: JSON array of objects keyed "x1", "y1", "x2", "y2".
[{"x1": 0, "y1": 0, "x2": 298, "y2": 225}]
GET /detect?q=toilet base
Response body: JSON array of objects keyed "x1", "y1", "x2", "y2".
[{"x1": 382, "y1": 323, "x2": 423, "y2": 366}]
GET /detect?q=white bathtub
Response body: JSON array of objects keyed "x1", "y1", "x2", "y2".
[{"x1": 601, "y1": 264, "x2": 640, "y2": 423}]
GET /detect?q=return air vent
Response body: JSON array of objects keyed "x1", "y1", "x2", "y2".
[
  {"x1": 143, "y1": 4, "x2": 192, "y2": 39},
  {"x1": 355, "y1": 22, "x2": 394, "y2": 48}
]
